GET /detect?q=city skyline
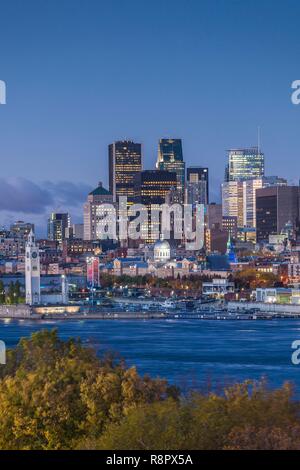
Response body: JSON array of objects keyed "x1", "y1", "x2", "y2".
[
  {"x1": 1, "y1": 0, "x2": 300, "y2": 233},
  {"x1": 0, "y1": 135, "x2": 297, "y2": 237}
]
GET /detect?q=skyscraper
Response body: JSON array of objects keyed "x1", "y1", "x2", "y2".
[
  {"x1": 186, "y1": 167, "x2": 209, "y2": 205},
  {"x1": 135, "y1": 170, "x2": 177, "y2": 243},
  {"x1": 256, "y1": 186, "x2": 300, "y2": 242},
  {"x1": 47, "y1": 213, "x2": 70, "y2": 243},
  {"x1": 109, "y1": 140, "x2": 142, "y2": 204},
  {"x1": 83, "y1": 182, "x2": 114, "y2": 240},
  {"x1": 242, "y1": 178, "x2": 264, "y2": 228},
  {"x1": 156, "y1": 139, "x2": 185, "y2": 201},
  {"x1": 221, "y1": 181, "x2": 244, "y2": 227},
  {"x1": 226, "y1": 147, "x2": 265, "y2": 182}
]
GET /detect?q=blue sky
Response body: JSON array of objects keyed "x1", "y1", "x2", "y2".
[{"x1": 0, "y1": 0, "x2": 300, "y2": 233}]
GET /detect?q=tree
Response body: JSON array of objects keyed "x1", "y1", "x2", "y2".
[
  {"x1": 14, "y1": 280, "x2": 22, "y2": 304},
  {"x1": 0, "y1": 280, "x2": 5, "y2": 304},
  {"x1": 0, "y1": 330, "x2": 177, "y2": 450}
]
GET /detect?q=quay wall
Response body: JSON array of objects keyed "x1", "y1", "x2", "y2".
[
  {"x1": 0, "y1": 305, "x2": 32, "y2": 318},
  {"x1": 227, "y1": 301, "x2": 300, "y2": 314}
]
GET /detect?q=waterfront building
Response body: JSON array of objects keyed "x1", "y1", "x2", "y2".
[
  {"x1": 25, "y1": 229, "x2": 41, "y2": 305},
  {"x1": 156, "y1": 139, "x2": 185, "y2": 202},
  {"x1": 202, "y1": 279, "x2": 235, "y2": 298},
  {"x1": 48, "y1": 212, "x2": 70, "y2": 243},
  {"x1": 83, "y1": 182, "x2": 114, "y2": 241},
  {"x1": 226, "y1": 147, "x2": 265, "y2": 182},
  {"x1": 109, "y1": 140, "x2": 142, "y2": 204},
  {"x1": 256, "y1": 186, "x2": 300, "y2": 242},
  {"x1": 186, "y1": 167, "x2": 209, "y2": 205}
]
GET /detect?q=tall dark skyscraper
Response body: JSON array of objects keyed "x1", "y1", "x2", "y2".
[
  {"x1": 135, "y1": 170, "x2": 177, "y2": 242},
  {"x1": 156, "y1": 139, "x2": 185, "y2": 201},
  {"x1": 256, "y1": 186, "x2": 300, "y2": 242},
  {"x1": 109, "y1": 140, "x2": 142, "y2": 204},
  {"x1": 186, "y1": 166, "x2": 209, "y2": 205},
  {"x1": 226, "y1": 147, "x2": 265, "y2": 182}
]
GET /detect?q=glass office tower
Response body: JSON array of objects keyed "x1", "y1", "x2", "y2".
[
  {"x1": 156, "y1": 139, "x2": 185, "y2": 201},
  {"x1": 226, "y1": 147, "x2": 265, "y2": 182},
  {"x1": 109, "y1": 140, "x2": 142, "y2": 204}
]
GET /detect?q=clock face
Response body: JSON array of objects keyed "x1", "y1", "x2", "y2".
[{"x1": 32, "y1": 252, "x2": 38, "y2": 259}]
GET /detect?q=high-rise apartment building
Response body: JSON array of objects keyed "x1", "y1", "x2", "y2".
[
  {"x1": 47, "y1": 213, "x2": 70, "y2": 243},
  {"x1": 226, "y1": 147, "x2": 265, "y2": 182},
  {"x1": 156, "y1": 139, "x2": 185, "y2": 201},
  {"x1": 109, "y1": 140, "x2": 142, "y2": 204},
  {"x1": 186, "y1": 167, "x2": 209, "y2": 205},
  {"x1": 256, "y1": 186, "x2": 300, "y2": 242}
]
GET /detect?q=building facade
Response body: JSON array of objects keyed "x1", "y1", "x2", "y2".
[
  {"x1": 242, "y1": 178, "x2": 264, "y2": 228},
  {"x1": 186, "y1": 166, "x2": 209, "y2": 205},
  {"x1": 108, "y1": 140, "x2": 142, "y2": 204},
  {"x1": 25, "y1": 230, "x2": 41, "y2": 305},
  {"x1": 221, "y1": 181, "x2": 244, "y2": 227},
  {"x1": 256, "y1": 186, "x2": 300, "y2": 242},
  {"x1": 226, "y1": 147, "x2": 265, "y2": 182},
  {"x1": 134, "y1": 170, "x2": 178, "y2": 243},
  {"x1": 48, "y1": 213, "x2": 70, "y2": 243},
  {"x1": 156, "y1": 139, "x2": 185, "y2": 201},
  {"x1": 83, "y1": 182, "x2": 114, "y2": 241}
]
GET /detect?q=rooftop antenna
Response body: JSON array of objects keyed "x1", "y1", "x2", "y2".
[{"x1": 257, "y1": 126, "x2": 261, "y2": 152}]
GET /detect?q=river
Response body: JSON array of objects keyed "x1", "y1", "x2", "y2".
[{"x1": 0, "y1": 318, "x2": 300, "y2": 394}]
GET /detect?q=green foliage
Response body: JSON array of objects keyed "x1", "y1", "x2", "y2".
[
  {"x1": 0, "y1": 280, "x2": 5, "y2": 303},
  {"x1": 84, "y1": 381, "x2": 299, "y2": 450},
  {"x1": 0, "y1": 330, "x2": 176, "y2": 450},
  {"x1": 0, "y1": 280, "x2": 23, "y2": 304}
]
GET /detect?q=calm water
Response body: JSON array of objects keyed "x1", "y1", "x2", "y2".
[{"x1": 1, "y1": 318, "x2": 300, "y2": 393}]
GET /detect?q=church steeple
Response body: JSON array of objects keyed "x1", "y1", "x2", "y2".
[{"x1": 226, "y1": 234, "x2": 236, "y2": 263}]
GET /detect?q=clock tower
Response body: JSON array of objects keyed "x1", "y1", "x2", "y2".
[{"x1": 25, "y1": 229, "x2": 41, "y2": 305}]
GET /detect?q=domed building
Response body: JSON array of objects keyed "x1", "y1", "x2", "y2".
[{"x1": 154, "y1": 239, "x2": 171, "y2": 263}]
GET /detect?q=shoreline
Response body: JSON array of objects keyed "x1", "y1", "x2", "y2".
[{"x1": 1, "y1": 311, "x2": 300, "y2": 321}]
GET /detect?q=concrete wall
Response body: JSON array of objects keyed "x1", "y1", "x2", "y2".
[
  {"x1": 0, "y1": 304, "x2": 32, "y2": 318},
  {"x1": 228, "y1": 301, "x2": 300, "y2": 314}
]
